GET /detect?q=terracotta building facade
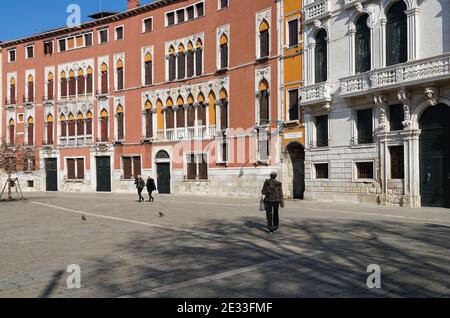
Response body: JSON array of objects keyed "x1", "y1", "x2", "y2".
[{"x1": 0, "y1": 0, "x2": 287, "y2": 196}]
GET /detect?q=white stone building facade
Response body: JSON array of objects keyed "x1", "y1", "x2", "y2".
[{"x1": 300, "y1": 0, "x2": 450, "y2": 207}]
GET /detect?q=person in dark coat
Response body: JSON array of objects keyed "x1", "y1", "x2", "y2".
[
  {"x1": 146, "y1": 176, "x2": 157, "y2": 202},
  {"x1": 261, "y1": 171, "x2": 285, "y2": 233},
  {"x1": 134, "y1": 176, "x2": 146, "y2": 202}
]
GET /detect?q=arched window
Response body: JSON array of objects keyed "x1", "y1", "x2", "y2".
[
  {"x1": 176, "y1": 96, "x2": 185, "y2": 128},
  {"x1": 178, "y1": 45, "x2": 186, "y2": 80},
  {"x1": 60, "y1": 71, "x2": 68, "y2": 98},
  {"x1": 197, "y1": 93, "x2": 206, "y2": 126},
  {"x1": 86, "y1": 111, "x2": 93, "y2": 136},
  {"x1": 315, "y1": 29, "x2": 327, "y2": 83},
  {"x1": 69, "y1": 70, "x2": 76, "y2": 97},
  {"x1": 27, "y1": 117, "x2": 34, "y2": 146},
  {"x1": 116, "y1": 59, "x2": 124, "y2": 91},
  {"x1": 116, "y1": 105, "x2": 124, "y2": 140},
  {"x1": 9, "y1": 119, "x2": 15, "y2": 145},
  {"x1": 187, "y1": 95, "x2": 195, "y2": 128},
  {"x1": 220, "y1": 34, "x2": 229, "y2": 69},
  {"x1": 386, "y1": 1, "x2": 407, "y2": 66},
  {"x1": 220, "y1": 89, "x2": 229, "y2": 130},
  {"x1": 77, "y1": 69, "x2": 85, "y2": 96},
  {"x1": 47, "y1": 114, "x2": 54, "y2": 145},
  {"x1": 47, "y1": 73, "x2": 54, "y2": 100},
  {"x1": 355, "y1": 14, "x2": 371, "y2": 74},
  {"x1": 100, "y1": 63, "x2": 108, "y2": 94},
  {"x1": 168, "y1": 46, "x2": 176, "y2": 81},
  {"x1": 144, "y1": 53, "x2": 153, "y2": 85},
  {"x1": 68, "y1": 113, "x2": 76, "y2": 137},
  {"x1": 156, "y1": 150, "x2": 170, "y2": 160},
  {"x1": 100, "y1": 109, "x2": 109, "y2": 142},
  {"x1": 77, "y1": 112, "x2": 84, "y2": 136},
  {"x1": 86, "y1": 67, "x2": 93, "y2": 95},
  {"x1": 9, "y1": 77, "x2": 16, "y2": 104},
  {"x1": 27, "y1": 75, "x2": 34, "y2": 102},
  {"x1": 166, "y1": 98, "x2": 174, "y2": 130},
  {"x1": 60, "y1": 114, "x2": 67, "y2": 138},
  {"x1": 144, "y1": 101, "x2": 153, "y2": 138},
  {"x1": 259, "y1": 20, "x2": 270, "y2": 58},
  {"x1": 258, "y1": 80, "x2": 269, "y2": 126},
  {"x1": 187, "y1": 42, "x2": 195, "y2": 78},
  {"x1": 195, "y1": 40, "x2": 203, "y2": 76}
]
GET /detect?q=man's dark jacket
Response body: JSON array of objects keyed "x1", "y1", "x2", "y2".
[
  {"x1": 262, "y1": 179, "x2": 285, "y2": 205},
  {"x1": 146, "y1": 178, "x2": 157, "y2": 192}
]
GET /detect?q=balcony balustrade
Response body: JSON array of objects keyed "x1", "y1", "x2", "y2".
[
  {"x1": 299, "y1": 82, "x2": 333, "y2": 106},
  {"x1": 304, "y1": 0, "x2": 330, "y2": 24}
]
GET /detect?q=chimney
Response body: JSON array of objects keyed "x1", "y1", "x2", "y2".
[{"x1": 128, "y1": 0, "x2": 140, "y2": 10}]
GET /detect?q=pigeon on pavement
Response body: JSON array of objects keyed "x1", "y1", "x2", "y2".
[
  {"x1": 159, "y1": 211, "x2": 165, "y2": 217},
  {"x1": 82, "y1": 215, "x2": 87, "y2": 221}
]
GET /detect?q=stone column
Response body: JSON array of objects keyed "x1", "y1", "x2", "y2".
[
  {"x1": 406, "y1": 8, "x2": 420, "y2": 61},
  {"x1": 374, "y1": 95, "x2": 388, "y2": 203}
]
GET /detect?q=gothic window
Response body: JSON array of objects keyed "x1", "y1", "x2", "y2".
[
  {"x1": 220, "y1": 89, "x2": 229, "y2": 130},
  {"x1": 9, "y1": 119, "x2": 15, "y2": 145},
  {"x1": 144, "y1": 101, "x2": 153, "y2": 138},
  {"x1": 116, "y1": 59, "x2": 124, "y2": 91},
  {"x1": 77, "y1": 69, "x2": 85, "y2": 96},
  {"x1": 219, "y1": 34, "x2": 229, "y2": 69},
  {"x1": 168, "y1": 46, "x2": 176, "y2": 81},
  {"x1": 176, "y1": 97, "x2": 185, "y2": 128},
  {"x1": 86, "y1": 112, "x2": 93, "y2": 136},
  {"x1": 166, "y1": 98, "x2": 174, "y2": 129},
  {"x1": 60, "y1": 71, "x2": 67, "y2": 98},
  {"x1": 100, "y1": 109, "x2": 109, "y2": 142},
  {"x1": 355, "y1": 14, "x2": 371, "y2": 74},
  {"x1": 117, "y1": 105, "x2": 124, "y2": 141},
  {"x1": 315, "y1": 29, "x2": 327, "y2": 83},
  {"x1": 357, "y1": 108, "x2": 373, "y2": 144},
  {"x1": 259, "y1": 20, "x2": 270, "y2": 59},
  {"x1": 68, "y1": 113, "x2": 76, "y2": 137},
  {"x1": 195, "y1": 40, "x2": 203, "y2": 76},
  {"x1": 187, "y1": 96, "x2": 195, "y2": 127},
  {"x1": 47, "y1": 73, "x2": 54, "y2": 100},
  {"x1": 178, "y1": 45, "x2": 186, "y2": 80},
  {"x1": 9, "y1": 77, "x2": 16, "y2": 104},
  {"x1": 187, "y1": 43, "x2": 195, "y2": 78},
  {"x1": 86, "y1": 67, "x2": 93, "y2": 95},
  {"x1": 77, "y1": 113, "x2": 84, "y2": 136},
  {"x1": 258, "y1": 80, "x2": 270, "y2": 126},
  {"x1": 46, "y1": 114, "x2": 54, "y2": 145},
  {"x1": 60, "y1": 115, "x2": 67, "y2": 138},
  {"x1": 69, "y1": 70, "x2": 76, "y2": 97},
  {"x1": 101, "y1": 63, "x2": 108, "y2": 94},
  {"x1": 27, "y1": 75, "x2": 34, "y2": 102},
  {"x1": 27, "y1": 117, "x2": 34, "y2": 146},
  {"x1": 386, "y1": 1, "x2": 407, "y2": 66},
  {"x1": 315, "y1": 115, "x2": 328, "y2": 147},
  {"x1": 198, "y1": 94, "x2": 207, "y2": 126},
  {"x1": 144, "y1": 53, "x2": 153, "y2": 85}
]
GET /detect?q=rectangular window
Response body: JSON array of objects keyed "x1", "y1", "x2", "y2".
[
  {"x1": 357, "y1": 108, "x2": 373, "y2": 144},
  {"x1": 76, "y1": 159, "x2": 85, "y2": 180},
  {"x1": 44, "y1": 41, "x2": 53, "y2": 55},
  {"x1": 67, "y1": 159, "x2": 76, "y2": 180},
  {"x1": 288, "y1": 19, "x2": 299, "y2": 47},
  {"x1": 356, "y1": 162, "x2": 374, "y2": 179},
  {"x1": 390, "y1": 146, "x2": 404, "y2": 179},
  {"x1": 186, "y1": 154, "x2": 208, "y2": 180},
  {"x1": 26, "y1": 45, "x2": 34, "y2": 59},
  {"x1": 8, "y1": 49, "x2": 16, "y2": 62},
  {"x1": 167, "y1": 12, "x2": 175, "y2": 26},
  {"x1": 143, "y1": 18, "x2": 153, "y2": 33},
  {"x1": 99, "y1": 29, "x2": 108, "y2": 44},
  {"x1": 115, "y1": 26, "x2": 124, "y2": 40},
  {"x1": 220, "y1": 140, "x2": 228, "y2": 163},
  {"x1": 85, "y1": 33, "x2": 93, "y2": 46},
  {"x1": 117, "y1": 68, "x2": 124, "y2": 91},
  {"x1": 59, "y1": 39, "x2": 66, "y2": 52},
  {"x1": 187, "y1": 6, "x2": 195, "y2": 20},
  {"x1": 177, "y1": 10, "x2": 185, "y2": 23},
  {"x1": 220, "y1": 0, "x2": 229, "y2": 9},
  {"x1": 288, "y1": 90, "x2": 299, "y2": 121},
  {"x1": 123, "y1": 157, "x2": 141, "y2": 180},
  {"x1": 389, "y1": 104, "x2": 404, "y2": 131},
  {"x1": 315, "y1": 115, "x2": 328, "y2": 147},
  {"x1": 196, "y1": 2, "x2": 204, "y2": 17},
  {"x1": 187, "y1": 154, "x2": 197, "y2": 180},
  {"x1": 315, "y1": 163, "x2": 329, "y2": 179}
]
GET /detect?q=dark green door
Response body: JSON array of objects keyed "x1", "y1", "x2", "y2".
[
  {"x1": 96, "y1": 157, "x2": 111, "y2": 192},
  {"x1": 288, "y1": 143, "x2": 305, "y2": 199},
  {"x1": 45, "y1": 158, "x2": 58, "y2": 192},
  {"x1": 157, "y1": 163, "x2": 171, "y2": 194},
  {"x1": 419, "y1": 104, "x2": 450, "y2": 208}
]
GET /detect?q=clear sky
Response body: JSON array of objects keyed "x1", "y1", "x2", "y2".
[{"x1": 0, "y1": 0, "x2": 154, "y2": 42}]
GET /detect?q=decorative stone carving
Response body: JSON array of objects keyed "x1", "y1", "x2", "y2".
[
  {"x1": 373, "y1": 95, "x2": 387, "y2": 130},
  {"x1": 397, "y1": 89, "x2": 411, "y2": 128},
  {"x1": 424, "y1": 87, "x2": 439, "y2": 106},
  {"x1": 322, "y1": 102, "x2": 331, "y2": 112}
]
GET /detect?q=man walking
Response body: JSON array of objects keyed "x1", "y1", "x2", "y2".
[
  {"x1": 261, "y1": 172, "x2": 285, "y2": 233},
  {"x1": 146, "y1": 176, "x2": 157, "y2": 202},
  {"x1": 134, "y1": 175, "x2": 146, "y2": 202}
]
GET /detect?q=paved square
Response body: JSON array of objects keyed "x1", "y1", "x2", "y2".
[{"x1": 0, "y1": 192, "x2": 449, "y2": 298}]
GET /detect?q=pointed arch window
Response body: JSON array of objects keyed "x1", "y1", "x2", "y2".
[
  {"x1": 116, "y1": 105, "x2": 124, "y2": 140},
  {"x1": 197, "y1": 94, "x2": 207, "y2": 126},
  {"x1": 315, "y1": 29, "x2": 327, "y2": 83},
  {"x1": 27, "y1": 117, "x2": 34, "y2": 146},
  {"x1": 69, "y1": 70, "x2": 76, "y2": 97},
  {"x1": 220, "y1": 34, "x2": 229, "y2": 69},
  {"x1": 47, "y1": 73, "x2": 54, "y2": 100},
  {"x1": 187, "y1": 95, "x2": 196, "y2": 128},
  {"x1": 27, "y1": 75, "x2": 34, "y2": 102},
  {"x1": 9, "y1": 119, "x2": 15, "y2": 145},
  {"x1": 101, "y1": 63, "x2": 109, "y2": 94},
  {"x1": 259, "y1": 20, "x2": 270, "y2": 59},
  {"x1": 178, "y1": 45, "x2": 186, "y2": 80},
  {"x1": 195, "y1": 40, "x2": 203, "y2": 76},
  {"x1": 77, "y1": 69, "x2": 85, "y2": 96},
  {"x1": 258, "y1": 80, "x2": 270, "y2": 126},
  {"x1": 386, "y1": 1, "x2": 407, "y2": 66},
  {"x1": 355, "y1": 14, "x2": 371, "y2": 74},
  {"x1": 100, "y1": 109, "x2": 109, "y2": 142},
  {"x1": 176, "y1": 97, "x2": 185, "y2": 128},
  {"x1": 86, "y1": 67, "x2": 93, "y2": 95},
  {"x1": 168, "y1": 47, "x2": 176, "y2": 81},
  {"x1": 144, "y1": 101, "x2": 153, "y2": 139},
  {"x1": 60, "y1": 71, "x2": 68, "y2": 99},
  {"x1": 166, "y1": 98, "x2": 175, "y2": 130},
  {"x1": 144, "y1": 53, "x2": 153, "y2": 85},
  {"x1": 60, "y1": 114, "x2": 67, "y2": 138},
  {"x1": 46, "y1": 114, "x2": 54, "y2": 145},
  {"x1": 68, "y1": 113, "x2": 76, "y2": 137},
  {"x1": 86, "y1": 112, "x2": 93, "y2": 136},
  {"x1": 220, "y1": 89, "x2": 229, "y2": 130},
  {"x1": 187, "y1": 42, "x2": 195, "y2": 78},
  {"x1": 9, "y1": 78, "x2": 16, "y2": 105},
  {"x1": 77, "y1": 113, "x2": 84, "y2": 136},
  {"x1": 116, "y1": 60, "x2": 124, "y2": 91}
]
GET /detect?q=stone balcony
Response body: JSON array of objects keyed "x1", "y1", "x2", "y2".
[
  {"x1": 304, "y1": 0, "x2": 331, "y2": 24},
  {"x1": 299, "y1": 82, "x2": 333, "y2": 109},
  {"x1": 340, "y1": 53, "x2": 450, "y2": 98}
]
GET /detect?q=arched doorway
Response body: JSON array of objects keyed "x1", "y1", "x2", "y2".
[
  {"x1": 155, "y1": 150, "x2": 171, "y2": 194},
  {"x1": 419, "y1": 104, "x2": 450, "y2": 208},
  {"x1": 287, "y1": 142, "x2": 305, "y2": 199}
]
